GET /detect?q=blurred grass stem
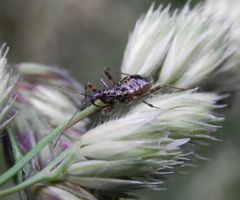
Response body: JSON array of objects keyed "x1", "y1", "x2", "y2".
[
  {"x1": 7, "y1": 127, "x2": 26, "y2": 199},
  {"x1": 0, "y1": 146, "x2": 76, "y2": 197},
  {"x1": 0, "y1": 101, "x2": 104, "y2": 186}
]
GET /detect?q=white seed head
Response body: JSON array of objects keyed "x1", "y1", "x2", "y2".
[
  {"x1": 80, "y1": 90, "x2": 222, "y2": 146},
  {"x1": 65, "y1": 90, "x2": 223, "y2": 193},
  {"x1": 158, "y1": 7, "x2": 233, "y2": 87},
  {"x1": 121, "y1": 4, "x2": 238, "y2": 88},
  {"x1": 121, "y1": 4, "x2": 176, "y2": 76},
  {"x1": 29, "y1": 86, "x2": 78, "y2": 125},
  {"x1": 12, "y1": 63, "x2": 88, "y2": 168},
  {"x1": 10, "y1": 2, "x2": 239, "y2": 198},
  {"x1": 15, "y1": 63, "x2": 88, "y2": 132},
  {"x1": 0, "y1": 44, "x2": 17, "y2": 130}
]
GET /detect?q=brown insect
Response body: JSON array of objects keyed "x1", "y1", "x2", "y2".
[
  {"x1": 84, "y1": 68, "x2": 184, "y2": 111},
  {"x1": 54, "y1": 68, "x2": 184, "y2": 148}
]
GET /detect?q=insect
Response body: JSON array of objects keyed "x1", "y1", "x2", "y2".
[
  {"x1": 28, "y1": 68, "x2": 185, "y2": 149},
  {"x1": 84, "y1": 67, "x2": 184, "y2": 111}
]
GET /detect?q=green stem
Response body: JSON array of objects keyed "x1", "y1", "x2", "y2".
[
  {"x1": 7, "y1": 127, "x2": 26, "y2": 200},
  {"x1": 7, "y1": 127, "x2": 23, "y2": 162},
  {"x1": 0, "y1": 172, "x2": 45, "y2": 197},
  {"x1": 0, "y1": 101, "x2": 104, "y2": 186},
  {"x1": 7, "y1": 127, "x2": 24, "y2": 183},
  {"x1": 0, "y1": 143, "x2": 77, "y2": 197},
  {"x1": 41, "y1": 145, "x2": 75, "y2": 174}
]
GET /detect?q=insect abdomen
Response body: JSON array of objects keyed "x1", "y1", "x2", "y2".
[{"x1": 120, "y1": 75, "x2": 152, "y2": 96}]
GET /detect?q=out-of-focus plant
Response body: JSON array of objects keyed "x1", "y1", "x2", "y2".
[
  {"x1": 0, "y1": 45, "x2": 17, "y2": 132},
  {"x1": 0, "y1": 1, "x2": 239, "y2": 200},
  {"x1": 14, "y1": 62, "x2": 88, "y2": 156},
  {"x1": 3, "y1": 62, "x2": 92, "y2": 199}
]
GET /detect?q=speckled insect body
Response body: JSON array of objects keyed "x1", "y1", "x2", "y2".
[
  {"x1": 55, "y1": 68, "x2": 185, "y2": 147},
  {"x1": 85, "y1": 68, "x2": 184, "y2": 110},
  {"x1": 90, "y1": 75, "x2": 152, "y2": 105},
  {"x1": 85, "y1": 68, "x2": 165, "y2": 111}
]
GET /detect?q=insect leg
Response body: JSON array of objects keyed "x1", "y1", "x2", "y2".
[
  {"x1": 100, "y1": 104, "x2": 113, "y2": 123},
  {"x1": 139, "y1": 85, "x2": 164, "y2": 98},
  {"x1": 100, "y1": 78, "x2": 109, "y2": 88},
  {"x1": 53, "y1": 100, "x2": 106, "y2": 150},
  {"x1": 139, "y1": 99, "x2": 159, "y2": 109},
  {"x1": 132, "y1": 96, "x2": 159, "y2": 109},
  {"x1": 90, "y1": 100, "x2": 104, "y2": 108},
  {"x1": 86, "y1": 82, "x2": 98, "y2": 92},
  {"x1": 104, "y1": 67, "x2": 132, "y2": 76},
  {"x1": 135, "y1": 84, "x2": 188, "y2": 110},
  {"x1": 131, "y1": 85, "x2": 164, "y2": 109},
  {"x1": 141, "y1": 84, "x2": 188, "y2": 99},
  {"x1": 52, "y1": 109, "x2": 79, "y2": 151},
  {"x1": 53, "y1": 89, "x2": 91, "y2": 151},
  {"x1": 161, "y1": 84, "x2": 188, "y2": 91},
  {"x1": 83, "y1": 84, "x2": 91, "y2": 106},
  {"x1": 53, "y1": 84, "x2": 93, "y2": 150},
  {"x1": 103, "y1": 68, "x2": 116, "y2": 85}
]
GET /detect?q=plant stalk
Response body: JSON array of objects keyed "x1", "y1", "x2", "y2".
[
  {"x1": 0, "y1": 101, "x2": 104, "y2": 186},
  {"x1": 0, "y1": 142, "x2": 77, "y2": 197}
]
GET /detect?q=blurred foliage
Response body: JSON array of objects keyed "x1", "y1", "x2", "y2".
[{"x1": 0, "y1": 0, "x2": 239, "y2": 200}]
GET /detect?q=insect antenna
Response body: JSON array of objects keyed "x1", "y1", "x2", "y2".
[
  {"x1": 26, "y1": 81, "x2": 90, "y2": 109},
  {"x1": 24, "y1": 81, "x2": 90, "y2": 151},
  {"x1": 27, "y1": 81, "x2": 80, "y2": 94},
  {"x1": 104, "y1": 67, "x2": 132, "y2": 76}
]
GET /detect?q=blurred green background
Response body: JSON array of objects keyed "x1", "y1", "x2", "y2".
[{"x1": 0, "y1": 0, "x2": 239, "y2": 199}]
